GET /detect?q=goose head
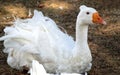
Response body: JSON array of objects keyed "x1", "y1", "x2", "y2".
[{"x1": 77, "y1": 5, "x2": 106, "y2": 25}]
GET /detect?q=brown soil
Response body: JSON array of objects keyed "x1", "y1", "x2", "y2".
[{"x1": 0, "y1": 0, "x2": 120, "y2": 75}]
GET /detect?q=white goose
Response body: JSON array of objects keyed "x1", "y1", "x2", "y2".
[{"x1": 0, "y1": 5, "x2": 106, "y2": 75}]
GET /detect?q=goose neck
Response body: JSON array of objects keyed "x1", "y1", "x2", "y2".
[
  {"x1": 73, "y1": 20, "x2": 91, "y2": 56},
  {"x1": 76, "y1": 21, "x2": 88, "y2": 48}
]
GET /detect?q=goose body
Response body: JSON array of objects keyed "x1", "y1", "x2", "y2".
[
  {"x1": 30, "y1": 60, "x2": 86, "y2": 75},
  {"x1": 0, "y1": 5, "x2": 106, "y2": 74}
]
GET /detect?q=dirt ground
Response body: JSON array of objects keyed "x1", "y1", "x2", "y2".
[{"x1": 0, "y1": 0, "x2": 120, "y2": 75}]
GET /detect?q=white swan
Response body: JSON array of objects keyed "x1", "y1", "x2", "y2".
[{"x1": 0, "y1": 5, "x2": 106, "y2": 74}]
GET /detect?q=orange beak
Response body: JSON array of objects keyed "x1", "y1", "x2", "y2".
[{"x1": 92, "y1": 12, "x2": 106, "y2": 25}]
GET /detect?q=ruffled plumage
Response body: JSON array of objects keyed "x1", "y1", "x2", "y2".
[
  {"x1": 0, "y1": 5, "x2": 105, "y2": 74},
  {"x1": 0, "y1": 10, "x2": 75, "y2": 71}
]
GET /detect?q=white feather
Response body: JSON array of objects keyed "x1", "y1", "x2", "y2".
[
  {"x1": 30, "y1": 60, "x2": 50, "y2": 75},
  {"x1": 30, "y1": 60, "x2": 86, "y2": 75},
  {"x1": 0, "y1": 5, "x2": 104, "y2": 74}
]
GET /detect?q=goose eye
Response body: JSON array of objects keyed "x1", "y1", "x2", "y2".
[{"x1": 86, "y1": 12, "x2": 90, "y2": 15}]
